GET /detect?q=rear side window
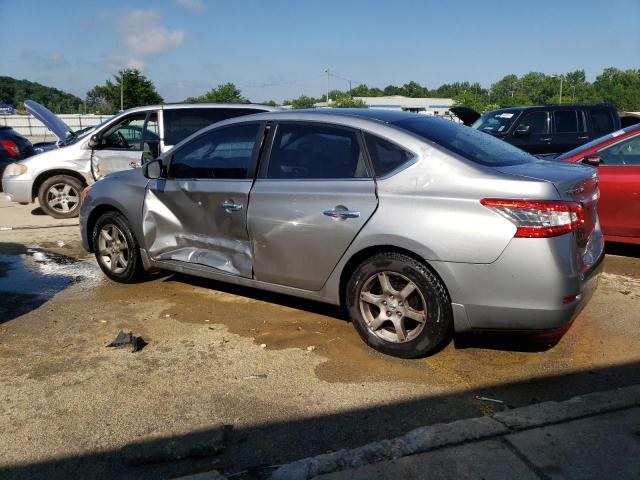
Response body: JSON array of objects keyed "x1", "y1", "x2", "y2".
[
  {"x1": 364, "y1": 133, "x2": 413, "y2": 176},
  {"x1": 395, "y1": 117, "x2": 534, "y2": 167},
  {"x1": 169, "y1": 123, "x2": 260, "y2": 179},
  {"x1": 163, "y1": 108, "x2": 265, "y2": 145},
  {"x1": 554, "y1": 110, "x2": 585, "y2": 133},
  {"x1": 516, "y1": 111, "x2": 550, "y2": 134},
  {"x1": 267, "y1": 123, "x2": 369, "y2": 179},
  {"x1": 590, "y1": 110, "x2": 615, "y2": 135}
]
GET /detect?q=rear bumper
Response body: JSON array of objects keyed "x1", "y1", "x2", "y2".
[
  {"x1": 432, "y1": 234, "x2": 604, "y2": 332},
  {"x1": 2, "y1": 177, "x2": 33, "y2": 203}
]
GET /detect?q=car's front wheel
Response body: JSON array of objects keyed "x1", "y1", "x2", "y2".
[
  {"x1": 38, "y1": 174, "x2": 84, "y2": 219},
  {"x1": 92, "y1": 211, "x2": 145, "y2": 283},
  {"x1": 346, "y1": 252, "x2": 453, "y2": 358}
]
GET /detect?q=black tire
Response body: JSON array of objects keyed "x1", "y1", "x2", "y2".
[
  {"x1": 38, "y1": 174, "x2": 85, "y2": 219},
  {"x1": 346, "y1": 252, "x2": 452, "y2": 358},
  {"x1": 92, "y1": 211, "x2": 145, "y2": 283}
]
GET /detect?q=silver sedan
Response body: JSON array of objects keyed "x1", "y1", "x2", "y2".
[{"x1": 80, "y1": 109, "x2": 604, "y2": 358}]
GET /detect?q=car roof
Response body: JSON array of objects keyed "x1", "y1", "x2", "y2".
[
  {"x1": 118, "y1": 103, "x2": 278, "y2": 115},
  {"x1": 485, "y1": 104, "x2": 616, "y2": 115},
  {"x1": 240, "y1": 108, "x2": 439, "y2": 125}
]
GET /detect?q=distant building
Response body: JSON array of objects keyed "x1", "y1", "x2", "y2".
[
  {"x1": 313, "y1": 95, "x2": 455, "y2": 116},
  {"x1": 356, "y1": 96, "x2": 455, "y2": 116}
]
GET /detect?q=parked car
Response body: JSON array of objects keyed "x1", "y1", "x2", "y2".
[
  {"x1": 0, "y1": 126, "x2": 34, "y2": 182},
  {"x1": 2, "y1": 100, "x2": 276, "y2": 218},
  {"x1": 470, "y1": 104, "x2": 621, "y2": 155},
  {"x1": 554, "y1": 123, "x2": 640, "y2": 244},
  {"x1": 80, "y1": 109, "x2": 603, "y2": 358}
]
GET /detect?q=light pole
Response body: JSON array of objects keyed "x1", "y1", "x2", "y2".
[
  {"x1": 553, "y1": 74, "x2": 564, "y2": 104},
  {"x1": 324, "y1": 68, "x2": 330, "y2": 106},
  {"x1": 120, "y1": 71, "x2": 124, "y2": 111}
]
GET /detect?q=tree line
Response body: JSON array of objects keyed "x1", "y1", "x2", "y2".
[{"x1": 1, "y1": 67, "x2": 639, "y2": 115}]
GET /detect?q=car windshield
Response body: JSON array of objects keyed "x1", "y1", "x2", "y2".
[
  {"x1": 395, "y1": 117, "x2": 535, "y2": 167},
  {"x1": 556, "y1": 124, "x2": 640, "y2": 160},
  {"x1": 471, "y1": 110, "x2": 520, "y2": 134}
]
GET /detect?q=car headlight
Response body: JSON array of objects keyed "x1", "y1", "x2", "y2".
[
  {"x1": 3, "y1": 163, "x2": 27, "y2": 177},
  {"x1": 80, "y1": 185, "x2": 92, "y2": 205}
]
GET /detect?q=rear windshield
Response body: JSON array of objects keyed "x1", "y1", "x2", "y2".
[
  {"x1": 471, "y1": 110, "x2": 520, "y2": 134},
  {"x1": 395, "y1": 117, "x2": 535, "y2": 167},
  {"x1": 163, "y1": 108, "x2": 266, "y2": 145}
]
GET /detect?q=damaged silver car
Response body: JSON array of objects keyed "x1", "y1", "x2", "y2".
[{"x1": 80, "y1": 109, "x2": 603, "y2": 358}]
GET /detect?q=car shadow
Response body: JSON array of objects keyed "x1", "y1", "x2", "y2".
[
  {"x1": 162, "y1": 273, "x2": 561, "y2": 355},
  {"x1": 605, "y1": 241, "x2": 640, "y2": 259},
  {"x1": 30, "y1": 206, "x2": 46, "y2": 216},
  {"x1": 1, "y1": 360, "x2": 638, "y2": 480}
]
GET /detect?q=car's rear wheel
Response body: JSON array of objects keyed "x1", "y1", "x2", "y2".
[
  {"x1": 38, "y1": 174, "x2": 84, "y2": 219},
  {"x1": 346, "y1": 252, "x2": 452, "y2": 358},
  {"x1": 92, "y1": 211, "x2": 144, "y2": 283}
]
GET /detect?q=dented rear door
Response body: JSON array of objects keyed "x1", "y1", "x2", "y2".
[{"x1": 142, "y1": 122, "x2": 264, "y2": 277}]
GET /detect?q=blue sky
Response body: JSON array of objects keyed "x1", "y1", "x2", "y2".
[{"x1": 1, "y1": 0, "x2": 638, "y2": 103}]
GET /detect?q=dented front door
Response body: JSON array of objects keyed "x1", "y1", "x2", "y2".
[{"x1": 141, "y1": 123, "x2": 263, "y2": 277}]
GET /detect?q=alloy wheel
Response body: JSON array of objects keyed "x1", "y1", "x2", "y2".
[
  {"x1": 97, "y1": 224, "x2": 129, "y2": 274},
  {"x1": 359, "y1": 271, "x2": 428, "y2": 343},
  {"x1": 46, "y1": 183, "x2": 80, "y2": 214}
]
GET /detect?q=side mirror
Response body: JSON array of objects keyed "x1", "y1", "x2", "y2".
[
  {"x1": 582, "y1": 153, "x2": 601, "y2": 167},
  {"x1": 143, "y1": 158, "x2": 163, "y2": 179},
  {"x1": 87, "y1": 134, "x2": 100, "y2": 149},
  {"x1": 513, "y1": 124, "x2": 531, "y2": 137}
]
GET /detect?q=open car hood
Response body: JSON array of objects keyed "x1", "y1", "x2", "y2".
[
  {"x1": 24, "y1": 100, "x2": 72, "y2": 142},
  {"x1": 449, "y1": 106, "x2": 481, "y2": 126}
]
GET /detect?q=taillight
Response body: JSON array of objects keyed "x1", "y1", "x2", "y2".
[
  {"x1": 0, "y1": 140, "x2": 19, "y2": 157},
  {"x1": 480, "y1": 198, "x2": 584, "y2": 238}
]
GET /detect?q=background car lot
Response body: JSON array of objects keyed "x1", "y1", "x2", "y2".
[{"x1": 0, "y1": 196, "x2": 639, "y2": 478}]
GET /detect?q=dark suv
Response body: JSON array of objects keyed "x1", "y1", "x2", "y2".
[{"x1": 471, "y1": 104, "x2": 621, "y2": 155}]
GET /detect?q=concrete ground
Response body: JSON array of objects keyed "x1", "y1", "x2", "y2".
[
  {"x1": 1, "y1": 196, "x2": 639, "y2": 479},
  {"x1": 314, "y1": 406, "x2": 640, "y2": 480}
]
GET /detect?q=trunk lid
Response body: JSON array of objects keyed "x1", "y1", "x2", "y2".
[
  {"x1": 24, "y1": 100, "x2": 73, "y2": 142},
  {"x1": 495, "y1": 160, "x2": 599, "y2": 252}
]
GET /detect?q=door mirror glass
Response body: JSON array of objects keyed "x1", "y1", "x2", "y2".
[
  {"x1": 143, "y1": 158, "x2": 163, "y2": 179},
  {"x1": 513, "y1": 124, "x2": 531, "y2": 137},
  {"x1": 582, "y1": 153, "x2": 601, "y2": 167},
  {"x1": 88, "y1": 134, "x2": 100, "y2": 149}
]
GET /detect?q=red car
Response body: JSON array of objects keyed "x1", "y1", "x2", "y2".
[{"x1": 556, "y1": 124, "x2": 640, "y2": 244}]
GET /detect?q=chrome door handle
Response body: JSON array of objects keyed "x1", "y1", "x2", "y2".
[
  {"x1": 540, "y1": 137, "x2": 552, "y2": 142},
  {"x1": 323, "y1": 209, "x2": 360, "y2": 219},
  {"x1": 578, "y1": 136, "x2": 590, "y2": 140},
  {"x1": 220, "y1": 200, "x2": 243, "y2": 211}
]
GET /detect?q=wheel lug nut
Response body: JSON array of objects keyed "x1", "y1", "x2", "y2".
[
  {"x1": 386, "y1": 311, "x2": 391, "y2": 316},
  {"x1": 382, "y1": 301, "x2": 387, "y2": 305}
]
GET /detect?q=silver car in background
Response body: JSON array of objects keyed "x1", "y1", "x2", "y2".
[
  {"x1": 80, "y1": 109, "x2": 604, "y2": 358},
  {"x1": 2, "y1": 100, "x2": 274, "y2": 218}
]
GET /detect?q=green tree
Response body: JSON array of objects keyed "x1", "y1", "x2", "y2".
[
  {"x1": 331, "y1": 95, "x2": 367, "y2": 108},
  {"x1": 186, "y1": 82, "x2": 248, "y2": 104},
  {"x1": 349, "y1": 84, "x2": 383, "y2": 97},
  {"x1": 0, "y1": 76, "x2": 82, "y2": 113},
  {"x1": 86, "y1": 69, "x2": 163, "y2": 114},
  {"x1": 286, "y1": 95, "x2": 318, "y2": 109}
]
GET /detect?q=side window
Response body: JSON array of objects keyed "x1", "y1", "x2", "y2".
[
  {"x1": 169, "y1": 123, "x2": 260, "y2": 179},
  {"x1": 163, "y1": 108, "x2": 265, "y2": 145},
  {"x1": 590, "y1": 110, "x2": 615, "y2": 135},
  {"x1": 364, "y1": 133, "x2": 412, "y2": 176},
  {"x1": 141, "y1": 112, "x2": 160, "y2": 162},
  {"x1": 554, "y1": 110, "x2": 583, "y2": 133},
  {"x1": 599, "y1": 135, "x2": 640, "y2": 166},
  {"x1": 101, "y1": 113, "x2": 147, "y2": 151},
  {"x1": 516, "y1": 111, "x2": 550, "y2": 135},
  {"x1": 266, "y1": 123, "x2": 368, "y2": 179}
]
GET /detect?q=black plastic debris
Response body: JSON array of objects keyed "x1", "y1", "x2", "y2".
[{"x1": 107, "y1": 330, "x2": 147, "y2": 352}]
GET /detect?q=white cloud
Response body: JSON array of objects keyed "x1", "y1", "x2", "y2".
[
  {"x1": 22, "y1": 51, "x2": 70, "y2": 69},
  {"x1": 176, "y1": 0, "x2": 205, "y2": 12},
  {"x1": 110, "y1": 9, "x2": 185, "y2": 69}
]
